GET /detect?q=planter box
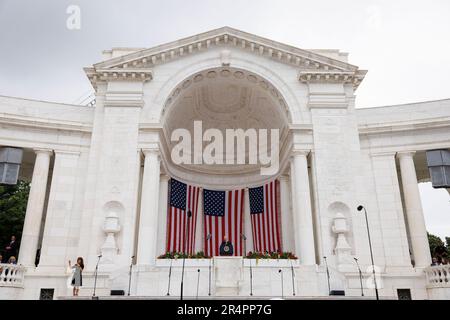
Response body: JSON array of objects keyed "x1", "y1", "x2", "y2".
[
  {"x1": 155, "y1": 258, "x2": 212, "y2": 267},
  {"x1": 243, "y1": 259, "x2": 299, "y2": 268}
]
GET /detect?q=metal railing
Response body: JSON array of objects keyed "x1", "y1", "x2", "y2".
[
  {"x1": 0, "y1": 264, "x2": 25, "y2": 287},
  {"x1": 425, "y1": 265, "x2": 450, "y2": 288}
]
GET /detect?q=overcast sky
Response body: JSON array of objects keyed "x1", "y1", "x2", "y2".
[{"x1": 0, "y1": 0, "x2": 449, "y2": 239}]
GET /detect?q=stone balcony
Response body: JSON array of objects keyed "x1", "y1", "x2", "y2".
[
  {"x1": 0, "y1": 264, "x2": 25, "y2": 288},
  {"x1": 425, "y1": 265, "x2": 450, "y2": 299},
  {"x1": 425, "y1": 264, "x2": 450, "y2": 287}
]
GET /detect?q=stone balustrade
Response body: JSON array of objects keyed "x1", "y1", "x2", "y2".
[
  {"x1": 425, "y1": 265, "x2": 450, "y2": 288},
  {"x1": 0, "y1": 264, "x2": 25, "y2": 287}
]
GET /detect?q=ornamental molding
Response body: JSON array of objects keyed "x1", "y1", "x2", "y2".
[
  {"x1": 85, "y1": 27, "x2": 366, "y2": 89},
  {"x1": 84, "y1": 67, "x2": 153, "y2": 90},
  {"x1": 299, "y1": 70, "x2": 367, "y2": 89}
]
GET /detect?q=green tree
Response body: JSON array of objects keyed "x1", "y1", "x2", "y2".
[
  {"x1": 0, "y1": 180, "x2": 30, "y2": 256},
  {"x1": 428, "y1": 232, "x2": 449, "y2": 261}
]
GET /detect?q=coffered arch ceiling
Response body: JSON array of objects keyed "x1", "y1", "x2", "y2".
[{"x1": 161, "y1": 67, "x2": 291, "y2": 180}]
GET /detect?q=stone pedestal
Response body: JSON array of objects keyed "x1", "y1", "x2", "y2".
[{"x1": 214, "y1": 257, "x2": 243, "y2": 296}]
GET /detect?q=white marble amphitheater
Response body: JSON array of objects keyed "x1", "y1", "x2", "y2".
[{"x1": 0, "y1": 27, "x2": 449, "y2": 300}]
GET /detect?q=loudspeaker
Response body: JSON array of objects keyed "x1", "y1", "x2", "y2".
[
  {"x1": 110, "y1": 290, "x2": 125, "y2": 296},
  {"x1": 330, "y1": 290, "x2": 345, "y2": 296},
  {"x1": 426, "y1": 149, "x2": 450, "y2": 188},
  {"x1": 397, "y1": 288, "x2": 412, "y2": 300},
  {"x1": 0, "y1": 147, "x2": 23, "y2": 185},
  {"x1": 39, "y1": 288, "x2": 55, "y2": 300}
]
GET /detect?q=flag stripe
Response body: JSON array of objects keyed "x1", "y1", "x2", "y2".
[
  {"x1": 249, "y1": 180, "x2": 282, "y2": 254},
  {"x1": 166, "y1": 179, "x2": 200, "y2": 255},
  {"x1": 203, "y1": 189, "x2": 244, "y2": 257}
]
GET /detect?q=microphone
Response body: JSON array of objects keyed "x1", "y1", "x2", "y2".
[
  {"x1": 187, "y1": 210, "x2": 192, "y2": 218},
  {"x1": 98, "y1": 254, "x2": 102, "y2": 258},
  {"x1": 196, "y1": 269, "x2": 201, "y2": 299},
  {"x1": 131, "y1": 255, "x2": 135, "y2": 259},
  {"x1": 278, "y1": 269, "x2": 284, "y2": 298},
  {"x1": 207, "y1": 233, "x2": 212, "y2": 296},
  {"x1": 323, "y1": 256, "x2": 331, "y2": 295},
  {"x1": 353, "y1": 257, "x2": 358, "y2": 262},
  {"x1": 241, "y1": 234, "x2": 247, "y2": 240},
  {"x1": 357, "y1": 205, "x2": 364, "y2": 211}
]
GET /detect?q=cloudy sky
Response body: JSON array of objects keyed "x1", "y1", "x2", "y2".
[{"x1": 0, "y1": 0, "x2": 449, "y2": 239}]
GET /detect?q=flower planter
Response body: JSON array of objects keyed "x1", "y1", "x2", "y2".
[
  {"x1": 155, "y1": 258, "x2": 211, "y2": 267},
  {"x1": 243, "y1": 259, "x2": 299, "y2": 268}
]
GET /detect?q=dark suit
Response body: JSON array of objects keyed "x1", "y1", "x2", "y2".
[
  {"x1": 4, "y1": 240, "x2": 18, "y2": 261},
  {"x1": 219, "y1": 241, "x2": 233, "y2": 256}
]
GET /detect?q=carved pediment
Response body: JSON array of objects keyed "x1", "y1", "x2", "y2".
[{"x1": 85, "y1": 26, "x2": 366, "y2": 90}]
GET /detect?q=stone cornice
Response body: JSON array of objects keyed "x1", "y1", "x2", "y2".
[
  {"x1": 289, "y1": 123, "x2": 313, "y2": 132},
  {"x1": 358, "y1": 116, "x2": 450, "y2": 135},
  {"x1": 0, "y1": 112, "x2": 92, "y2": 133},
  {"x1": 84, "y1": 67, "x2": 152, "y2": 91},
  {"x1": 90, "y1": 27, "x2": 360, "y2": 75},
  {"x1": 299, "y1": 69, "x2": 367, "y2": 90}
]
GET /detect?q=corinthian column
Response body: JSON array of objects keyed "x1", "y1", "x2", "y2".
[
  {"x1": 18, "y1": 149, "x2": 52, "y2": 267},
  {"x1": 291, "y1": 151, "x2": 316, "y2": 265},
  {"x1": 397, "y1": 151, "x2": 432, "y2": 268},
  {"x1": 137, "y1": 147, "x2": 161, "y2": 265}
]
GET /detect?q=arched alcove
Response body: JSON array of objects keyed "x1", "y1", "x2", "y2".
[{"x1": 159, "y1": 66, "x2": 293, "y2": 188}]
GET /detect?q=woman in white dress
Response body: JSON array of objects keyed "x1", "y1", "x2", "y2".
[{"x1": 68, "y1": 257, "x2": 84, "y2": 296}]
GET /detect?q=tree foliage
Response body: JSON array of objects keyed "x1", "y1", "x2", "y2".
[
  {"x1": 428, "y1": 232, "x2": 449, "y2": 262},
  {"x1": 0, "y1": 180, "x2": 29, "y2": 255}
]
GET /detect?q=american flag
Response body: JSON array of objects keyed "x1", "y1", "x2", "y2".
[
  {"x1": 166, "y1": 178, "x2": 200, "y2": 255},
  {"x1": 203, "y1": 188, "x2": 245, "y2": 257},
  {"x1": 249, "y1": 180, "x2": 282, "y2": 253}
]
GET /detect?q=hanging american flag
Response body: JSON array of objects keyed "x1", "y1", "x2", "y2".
[
  {"x1": 249, "y1": 180, "x2": 282, "y2": 253},
  {"x1": 203, "y1": 188, "x2": 245, "y2": 257},
  {"x1": 166, "y1": 178, "x2": 200, "y2": 255}
]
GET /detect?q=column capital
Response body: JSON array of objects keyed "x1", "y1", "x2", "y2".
[
  {"x1": 33, "y1": 148, "x2": 53, "y2": 156},
  {"x1": 160, "y1": 174, "x2": 170, "y2": 182},
  {"x1": 141, "y1": 144, "x2": 160, "y2": 157},
  {"x1": 53, "y1": 149, "x2": 81, "y2": 156},
  {"x1": 291, "y1": 149, "x2": 310, "y2": 157},
  {"x1": 396, "y1": 151, "x2": 416, "y2": 159}
]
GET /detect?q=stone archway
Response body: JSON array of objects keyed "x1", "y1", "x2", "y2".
[{"x1": 159, "y1": 66, "x2": 293, "y2": 188}]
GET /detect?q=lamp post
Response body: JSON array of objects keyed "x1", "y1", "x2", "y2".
[
  {"x1": 180, "y1": 210, "x2": 192, "y2": 300},
  {"x1": 357, "y1": 205, "x2": 379, "y2": 300}
]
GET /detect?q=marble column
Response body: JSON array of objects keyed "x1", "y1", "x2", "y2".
[
  {"x1": 137, "y1": 147, "x2": 160, "y2": 265},
  {"x1": 195, "y1": 190, "x2": 203, "y2": 254},
  {"x1": 291, "y1": 151, "x2": 316, "y2": 265},
  {"x1": 157, "y1": 174, "x2": 170, "y2": 257},
  {"x1": 18, "y1": 149, "x2": 52, "y2": 267},
  {"x1": 38, "y1": 150, "x2": 80, "y2": 268},
  {"x1": 243, "y1": 188, "x2": 253, "y2": 255},
  {"x1": 397, "y1": 151, "x2": 432, "y2": 268},
  {"x1": 279, "y1": 175, "x2": 294, "y2": 253}
]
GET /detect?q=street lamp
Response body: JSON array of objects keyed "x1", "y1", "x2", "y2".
[{"x1": 357, "y1": 205, "x2": 379, "y2": 300}]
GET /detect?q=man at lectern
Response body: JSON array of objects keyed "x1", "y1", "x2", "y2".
[{"x1": 219, "y1": 236, "x2": 233, "y2": 256}]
